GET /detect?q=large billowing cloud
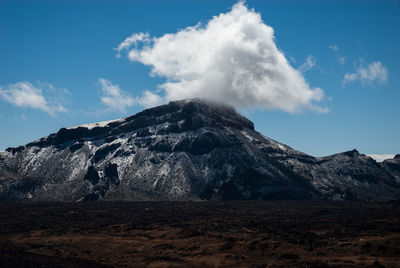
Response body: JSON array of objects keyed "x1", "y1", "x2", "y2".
[
  {"x1": 116, "y1": 2, "x2": 327, "y2": 113},
  {"x1": 0, "y1": 81, "x2": 68, "y2": 116}
]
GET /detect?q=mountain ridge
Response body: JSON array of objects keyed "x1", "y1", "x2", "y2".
[{"x1": 1, "y1": 98, "x2": 399, "y2": 201}]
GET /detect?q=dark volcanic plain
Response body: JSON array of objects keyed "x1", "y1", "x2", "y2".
[{"x1": 0, "y1": 201, "x2": 399, "y2": 267}]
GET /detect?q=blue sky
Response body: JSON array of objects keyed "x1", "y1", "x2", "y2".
[{"x1": 1, "y1": 0, "x2": 399, "y2": 157}]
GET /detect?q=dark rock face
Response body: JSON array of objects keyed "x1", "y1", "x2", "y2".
[
  {"x1": 0, "y1": 98, "x2": 399, "y2": 201},
  {"x1": 104, "y1": 163, "x2": 119, "y2": 185},
  {"x1": 84, "y1": 166, "x2": 100, "y2": 185}
]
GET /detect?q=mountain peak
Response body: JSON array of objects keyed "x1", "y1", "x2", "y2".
[
  {"x1": 343, "y1": 149, "x2": 359, "y2": 157},
  {"x1": 133, "y1": 98, "x2": 254, "y2": 130},
  {"x1": 18, "y1": 98, "x2": 253, "y2": 149},
  {"x1": 164, "y1": 98, "x2": 254, "y2": 130}
]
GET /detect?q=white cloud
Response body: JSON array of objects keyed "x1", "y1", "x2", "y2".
[
  {"x1": 329, "y1": 45, "x2": 339, "y2": 51},
  {"x1": 343, "y1": 73, "x2": 357, "y2": 83},
  {"x1": 99, "y1": 78, "x2": 135, "y2": 112},
  {"x1": 0, "y1": 81, "x2": 68, "y2": 116},
  {"x1": 344, "y1": 61, "x2": 388, "y2": 85},
  {"x1": 117, "y1": 2, "x2": 327, "y2": 113},
  {"x1": 98, "y1": 79, "x2": 164, "y2": 111},
  {"x1": 115, "y1": 33, "x2": 151, "y2": 58},
  {"x1": 367, "y1": 154, "x2": 395, "y2": 162},
  {"x1": 137, "y1": 90, "x2": 163, "y2": 108},
  {"x1": 299, "y1": 55, "x2": 316, "y2": 73}
]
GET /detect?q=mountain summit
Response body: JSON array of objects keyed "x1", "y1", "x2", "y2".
[{"x1": 1, "y1": 99, "x2": 399, "y2": 201}]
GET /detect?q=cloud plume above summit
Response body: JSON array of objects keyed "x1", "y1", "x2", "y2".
[{"x1": 117, "y1": 2, "x2": 326, "y2": 113}]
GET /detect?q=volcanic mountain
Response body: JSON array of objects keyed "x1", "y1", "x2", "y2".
[{"x1": 0, "y1": 99, "x2": 399, "y2": 201}]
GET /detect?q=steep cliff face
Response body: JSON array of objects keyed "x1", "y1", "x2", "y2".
[
  {"x1": 381, "y1": 155, "x2": 400, "y2": 184},
  {"x1": 0, "y1": 99, "x2": 399, "y2": 201}
]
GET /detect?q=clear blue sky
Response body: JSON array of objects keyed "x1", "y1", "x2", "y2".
[{"x1": 1, "y1": 0, "x2": 399, "y2": 157}]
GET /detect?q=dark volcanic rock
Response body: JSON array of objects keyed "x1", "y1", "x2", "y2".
[
  {"x1": 104, "y1": 163, "x2": 119, "y2": 185},
  {"x1": 84, "y1": 166, "x2": 100, "y2": 185},
  {"x1": 0, "y1": 98, "x2": 399, "y2": 201}
]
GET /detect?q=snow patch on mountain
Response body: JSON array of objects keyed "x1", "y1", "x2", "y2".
[
  {"x1": 368, "y1": 154, "x2": 396, "y2": 162},
  {"x1": 67, "y1": 118, "x2": 123, "y2": 130}
]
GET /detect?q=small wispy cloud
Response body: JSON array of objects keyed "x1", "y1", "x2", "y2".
[
  {"x1": 99, "y1": 78, "x2": 136, "y2": 113},
  {"x1": 115, "y1": 33, "x2": 151, "y2": 58},
  {"x1": 136, "y1": 90, "x2": 163, "y2": 108},
  {"x1": 98, "y1": 78, "x2": 164, "y2": 113},
  {"x1": 0, "y1": 81, "x2": 68, "y2": 116},
  {"x1": 299, "y1": 55, "x2": 317, "y2": 73},
  {"x1": 329, "y1": 44, "x2": 339, "y2": 51},
  {"x1": 344, "y1": 61, "x2": 388, "y2": 85}
]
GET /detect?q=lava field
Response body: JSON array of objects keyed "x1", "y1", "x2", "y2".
[{"x1": 0, "y1": 201, "x2": 399, "y2": 267}]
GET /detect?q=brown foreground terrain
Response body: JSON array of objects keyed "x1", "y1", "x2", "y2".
[{"x1": 0, "y1": 201, "x2": 399, "y2": 267}]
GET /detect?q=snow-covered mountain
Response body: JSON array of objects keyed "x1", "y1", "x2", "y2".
[{"x1": 0, "y1": 99, "x2": 399, "y2": 201}]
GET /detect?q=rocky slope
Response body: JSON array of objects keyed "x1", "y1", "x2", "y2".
[{"x1": 0, "y1": 99, "x2": 399, "y2": 201}]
